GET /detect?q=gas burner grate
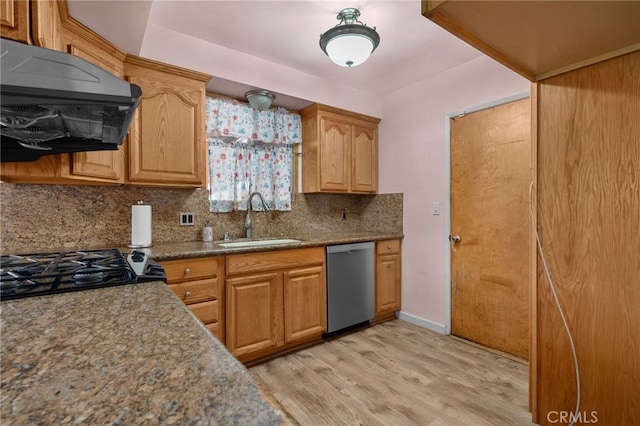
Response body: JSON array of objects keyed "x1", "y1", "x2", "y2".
[{"x1": 0, "y1": 248, "x2": 139, "y2": 300}]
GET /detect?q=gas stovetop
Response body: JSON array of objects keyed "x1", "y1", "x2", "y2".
[{"x1": 0, "y1": 248, "x2": 166, "y2": 300}]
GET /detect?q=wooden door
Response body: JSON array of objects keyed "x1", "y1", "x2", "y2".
[
  {"x1": 450, "y1": 97, "x2": 531, "y2": 359},
  {"x1": 283, "y1": 265, "x2": 326, "y2": 343},
  {"x1": 351, "y1": 123, "x2": 378, "y2": 193},
  {"x1": 319, "y1": 117, "x2": 350, "y2": 192},
  {"x1": 226, "y1": 272, "x2": 283, "y2": 357},
  {"x1": 535, "y1": 52, "x2": 640, "y2": 426}
]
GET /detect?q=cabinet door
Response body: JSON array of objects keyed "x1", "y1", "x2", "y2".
[
  {"x1": 63, "y1": 39, "x2": 125, "y2": 183},
  {"x1": 1, "y1": 0, "x2": 30, "y2": 43},
  {"x1": 351, "y1": 124, "x2": 378, "y2": 193},
  {"x1": 226, "y1": 272, "x2": 283, "y2": 357},
  {"x1": 126, "y1": 69, "x2": 205, "y2": 187},
  {"x1": 31, "y1": 0, "x2": 60, "y2": 51},
  {"x1": 375, "y1": 253, "x2": 401, "y2": 315},
  {"x1": 319, "y1": 117, "x2": 350, "y2": 192},
  {"x1": 283, "y1": 265, "x2": 326, "y2": 343}
]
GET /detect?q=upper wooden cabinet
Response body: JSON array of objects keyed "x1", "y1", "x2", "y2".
[
  {"x1": 124, "y1": 56, "x2": 211, "y2": 188},
  {"x1": 60, "y1": 15, "x2": 127, "y2": 183},
  {"x1": 1, "y1": 0, "x2": 61, "y2": 49},
  {"x1": 1, "y1": 2, "x2": 212, "y2": 188},
  {"x1": 422, "y1": 0, "x2": 640, "y2": 81},
  {"x1": 0, "y1": 2, "x2": 128, "y2": 185},
  {"x1": 300, "y1": 104, "x2": 380, "y2": 194}
]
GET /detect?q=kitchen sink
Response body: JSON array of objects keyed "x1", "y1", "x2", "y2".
[{"x1": 219, "y1": 239, "x2": 302, "y2": 248}]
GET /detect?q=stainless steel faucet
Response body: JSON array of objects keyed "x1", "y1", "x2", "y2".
[{"x1": 245, "y1": 192, "x2": 271, "y2": 239}]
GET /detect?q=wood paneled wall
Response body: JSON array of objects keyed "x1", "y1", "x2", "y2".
[{"x1": 535, "y1": 51, "x2": 640, "y2": 425}]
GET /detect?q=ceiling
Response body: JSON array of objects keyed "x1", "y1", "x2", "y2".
[{"x1": 66, "y1": 1, "x2": 483, "y2": 110}]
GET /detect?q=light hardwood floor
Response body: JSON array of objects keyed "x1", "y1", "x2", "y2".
[{"x1": 250, "y1": 320, "x2": 532, "y2": 426}]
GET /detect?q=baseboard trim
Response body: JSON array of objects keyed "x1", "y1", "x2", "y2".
[
  {"x1": 449, "y1": 335, "x2": 529, "y2": 365},
  {"x1": 396, "y1": 311, "x2": 446, "y2": 334}
]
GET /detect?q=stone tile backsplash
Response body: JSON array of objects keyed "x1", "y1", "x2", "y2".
[{"x1": 0, "y1": 183, "x2": 402, "y2": 253}]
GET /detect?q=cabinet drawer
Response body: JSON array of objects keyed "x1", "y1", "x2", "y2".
[
  {"x1": 227, "y1": 247, "x2": 325, "y2": 275},
  {"x1": 205, "y1": 321, "x2": 219, "y2": 336},
  {"x1": 169, "y1": 279, "x2": 217, "y2": 304},
  {"x1": 162, "y1": 257, "x2": 219, "y2": 282},
  {"x1": 189, "y1": 300, "x2": 219, "y2": 324},
  {"x1": 376, "y1": 239, "x2": 401, "y2": 255}
]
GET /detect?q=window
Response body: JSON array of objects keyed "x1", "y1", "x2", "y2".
[{"x1": 205, "y1": 96, "x2": 301, "y2": 213}]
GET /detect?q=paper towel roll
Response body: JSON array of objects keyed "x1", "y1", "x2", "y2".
[{"x1": 129, "y1": 203, "x2": 152, "y2": 248}]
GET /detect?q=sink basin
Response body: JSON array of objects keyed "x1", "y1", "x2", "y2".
[{"x1": 219, "y1": 239, "x2": 302, "y2": 248}]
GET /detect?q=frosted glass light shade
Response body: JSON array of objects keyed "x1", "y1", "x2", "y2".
[
  {"x1": 325, "y1": 34, "x2": 375, "y2": 67},
  {"x1": 319, "y1": 8, "x2": 380, "y2": 68},
  {"x1": 245, "y1": 90, "x2": 275, "y2": 111}
]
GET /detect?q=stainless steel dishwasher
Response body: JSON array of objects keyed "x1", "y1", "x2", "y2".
[{"x1": 325, "y1": 241, "x2": 375, "y2": 336}]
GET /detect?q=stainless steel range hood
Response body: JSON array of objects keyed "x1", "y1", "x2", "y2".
[{"x1": 0, "y1": 39, "x2": 142, "y2": 162}]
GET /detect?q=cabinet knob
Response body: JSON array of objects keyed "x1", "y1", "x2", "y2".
[
  {"x1": 185, "y1": 291, "x2": 191, "y2": 299},
  {"x1": 387, "y1": 245, "x2": 392, "y2": 250},
  {"x1": 184, "y1": 268, "x2": 191, "y2": 275}
]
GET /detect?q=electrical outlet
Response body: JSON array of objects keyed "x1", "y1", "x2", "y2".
[
  {"x1": 432, "y1": 202, "x2": 440, "y2": 215},
  {"x1": 180, "y1": 212, "x2": 195, "y2": 226},
  {"x1": 341, "y1": 210, "x2": 347, "y2": 221}
]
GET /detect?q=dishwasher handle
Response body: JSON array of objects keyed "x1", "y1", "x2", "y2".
[{"x1": 326, "y1": 241, "x2": 375, "y2": 254}]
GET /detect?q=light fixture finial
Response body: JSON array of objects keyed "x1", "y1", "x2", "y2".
[{"x1": 319, "y1": 7, "x2": 380, "y2": 68}]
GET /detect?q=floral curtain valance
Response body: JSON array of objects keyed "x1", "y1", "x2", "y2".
[{"x1": 205, "y1": 96, "x2": 302, "y2": 145}]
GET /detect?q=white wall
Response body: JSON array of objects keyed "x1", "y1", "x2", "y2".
[{"x1": 378, "y1": 56, "x2": 530, "y2": 331}]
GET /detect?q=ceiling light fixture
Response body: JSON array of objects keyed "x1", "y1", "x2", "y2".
[
  {"x1": 245, "y1": 90, "x2": 275, "y2": 111},
  {"x1": 319, "y1": 8, "x2": 380, "y2": 68}
]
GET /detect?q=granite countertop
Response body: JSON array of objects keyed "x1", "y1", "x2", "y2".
[
  {"x1": 145, "y1": 231, "x2": 404, "y2": 261},
  {"x1": 0, "y1": 282, "x2": 284, "y2": 425}
]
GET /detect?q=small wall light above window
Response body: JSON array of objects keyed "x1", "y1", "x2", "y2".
[
  {"x1": 319, "y1": 8, "x2": 380, "y2": 68},
  {"x1": 245, "y1": 90, "x2": 275, "y2": 111}
]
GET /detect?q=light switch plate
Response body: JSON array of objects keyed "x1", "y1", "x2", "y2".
[{"x1": 432, "y1": 202, "x2": 440, "y2": 215}]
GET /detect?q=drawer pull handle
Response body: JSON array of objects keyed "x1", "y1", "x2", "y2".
[
  {"x1": 185, "y1": 268, "x2": 191, "y2": 275},
  {"x1": 185, "y1": 291, "x2": 191, "y2": 298},
  {"x1": 387, "y1": 246, "x2": 392, "y2": 249}
]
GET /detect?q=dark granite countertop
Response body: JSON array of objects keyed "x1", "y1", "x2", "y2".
[
  {"x1": 144, "y1": 232, "x2": 404, "y2": 261},
  {"x1": 0, "y1": 282, "x2": 284, "y2": 425}
]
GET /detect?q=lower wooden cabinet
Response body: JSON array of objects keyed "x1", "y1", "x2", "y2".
[
  {"x1": 374, "y1": 239, "x2": 402, "y2": 323},
  {"x1": 158, "y1": 241, "x2": 398, "y2": 360},
  {"x1": 160, "y1": 256, "x2": 225, "y2": 343},
  {"x1": 225, "y1": 247, "x2": 326, "y2": 363}
]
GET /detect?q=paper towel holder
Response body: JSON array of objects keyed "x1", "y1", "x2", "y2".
[{"x1": 128, "y1": 200, "x2": 153, "y2": 248}]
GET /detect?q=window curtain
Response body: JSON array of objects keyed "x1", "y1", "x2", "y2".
[{"x1": 205, "y1": 96, "x2": 301, "y2": 212}]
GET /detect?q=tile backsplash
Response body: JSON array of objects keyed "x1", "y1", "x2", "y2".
[{"x1": 0, "y1": 183, "x2": 402, "y2": 253}]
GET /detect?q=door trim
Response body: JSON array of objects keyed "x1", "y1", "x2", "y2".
[{"x1": 443, "y1": 91, "x2": 530, "y2": 335}]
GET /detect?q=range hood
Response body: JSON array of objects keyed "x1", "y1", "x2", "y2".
[{"x1": 0, "y1": 39, "x2": 142, "y2": 162}]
